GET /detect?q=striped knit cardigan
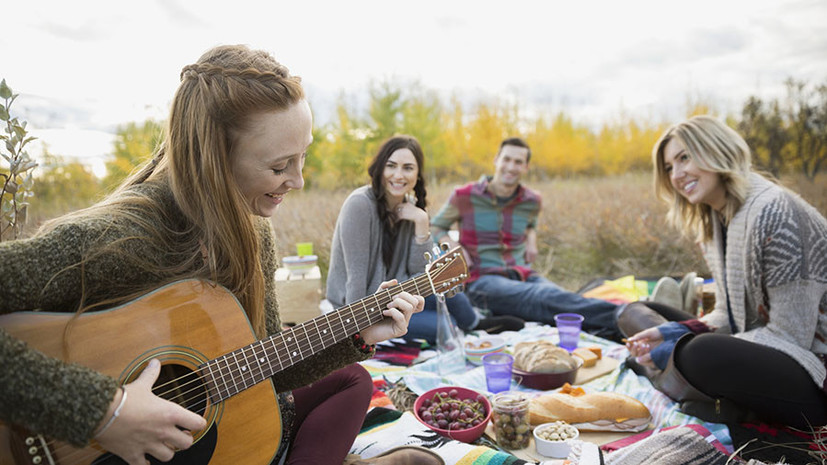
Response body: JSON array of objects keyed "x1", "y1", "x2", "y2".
[{"x1": 700, "y1": 173, "x2": 827, "y2": 390}]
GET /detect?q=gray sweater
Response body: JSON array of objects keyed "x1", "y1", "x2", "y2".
[
  {"x1": 701, "y1": 173, "x2": 827, "y2": 388},
  {"x1": 0, "y1": 181, "x2": 371, "y2": 446},
  {"x1": 326, "y1": 186, "x2": 432, "y2": 307}
]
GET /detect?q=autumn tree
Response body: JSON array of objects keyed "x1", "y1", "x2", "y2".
[
  {"x1": 738, "y1": 97, "x2": 788, "y2": 177},
  {"x1": 30, "y1": 150, "x2": 101, "y2": 219},
  {"x1": 783, "y1": 78, "x2": 827, "y2": 179},
  {"x1": 311, "y1": 94, "x2": 369, "y2": 189},
  {"x1": 102, "y1": 120, "x2": 163, "y2": 191}
]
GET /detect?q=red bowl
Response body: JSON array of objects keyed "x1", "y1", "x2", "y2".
[
  {"x1": 512, "y1": 357, "x2": 583, "y2": 390},
  {"x1": 413, "y1": 386, "x2": 492, "y2": 443}
]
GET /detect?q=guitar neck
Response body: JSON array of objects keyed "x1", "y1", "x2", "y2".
[{"x1": 199, "y1": 267, "x2": 452, "y2": 403}]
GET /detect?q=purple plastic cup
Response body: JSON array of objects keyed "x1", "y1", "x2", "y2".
[
  {"x1": 482, "y1": 353, "x2": 514, "y2": 393},
  {"x1": 554, "y1": 313, "x2": 584, "y2": 352}
]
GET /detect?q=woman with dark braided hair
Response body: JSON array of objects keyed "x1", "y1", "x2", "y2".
[
  {"x1": 326, "y1": 135, "x2": 523, "y2": 344},
  {"x1": 0, "y1": 45, "x2": 442, "y2": 465}
]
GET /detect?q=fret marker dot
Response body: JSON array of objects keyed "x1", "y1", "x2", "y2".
[
  {"x1": 242, "y1": 366, "x2": 247, "y2": 371},
  {"x1": 287, "y1": 337, "x2": 292, "y2": 341},
  {"x1": 292, "y1": 351, "x2": 298, "y2": 356},
  {"x1": 259, "y1": 358, "x2": 265, "y2": 362},
  {"x1": 323, "y1": 329, "x2": 328, "y2": 333},
  {"x1": 346, "y1": 318, "x2": 351, "y2": 323}
]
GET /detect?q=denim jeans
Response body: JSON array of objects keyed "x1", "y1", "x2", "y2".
[
  {"x1": 466, "y1": 274, "x2": 622, "y2": 341},
  {"x1": 404, "y1": 292, "x2": 479, "y2": 344}
]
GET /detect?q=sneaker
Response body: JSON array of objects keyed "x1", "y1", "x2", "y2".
[
  {"x1": 474, "y1": 315, "x2": 525, "y2": 334},
  {"x1": 649, "y1": 277, "x2": 682, "y2": 310}
]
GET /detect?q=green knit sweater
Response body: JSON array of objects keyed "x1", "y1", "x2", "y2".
[{"x1": 0, "y1": 181, "x2": 372, "y2": 446}]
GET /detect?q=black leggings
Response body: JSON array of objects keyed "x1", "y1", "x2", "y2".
[{"x1": 643, "y1": 303, "x2": 827, "y2": 428}]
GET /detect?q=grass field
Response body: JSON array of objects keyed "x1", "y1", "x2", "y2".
[
  {"x1": 271, "y1": 171, "x2": 827, "y2": 292},
  {"x1": 14, "y1": 171, "x2": 825, "y2": 293}
]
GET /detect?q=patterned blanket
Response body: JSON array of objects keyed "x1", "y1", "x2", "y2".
[{"x1": 356, "y1": 322, "x2": 735, "y2": 464}]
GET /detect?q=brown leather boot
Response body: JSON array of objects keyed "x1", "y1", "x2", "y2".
[
  {"x1": 345, "y1": 446, "x2": 445, "y2": 465},
  {"x1": 615, "y1": 302, "x2": 668, "y2": 338},
  {"x1": 655, "y1": 334, "x2": 758, "y2": 424}
]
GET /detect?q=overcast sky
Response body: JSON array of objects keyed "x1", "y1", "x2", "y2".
[{"x1": 3, "y1": 0, "x2": 827, "y2": 176}]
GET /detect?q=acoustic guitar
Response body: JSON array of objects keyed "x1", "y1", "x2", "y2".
[{"x1": 0, "y1": 247, "x2": 467, "y2": 465}]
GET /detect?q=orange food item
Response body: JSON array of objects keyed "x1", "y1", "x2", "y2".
[
  {"x1": 559, "y1": 383, "x2": 586, "y2": 397},
  {"x1": 464, "y1": 340, "x2": 493, "y2": 349},
  {"x1": 586, "y1": 346, "x2": 602, "y2": 359}
]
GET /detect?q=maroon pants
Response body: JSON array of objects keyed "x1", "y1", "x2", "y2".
[{"x1": 287, "y1": 364, "x2": 373, "y2": 465}]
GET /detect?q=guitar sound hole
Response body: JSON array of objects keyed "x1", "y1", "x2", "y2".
[{"x1": 153, "y1": 363, "x2": 208, "y2": 416}]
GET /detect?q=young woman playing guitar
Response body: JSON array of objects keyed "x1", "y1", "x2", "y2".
[{"x1": 0, "y1": 45, "x2": 451, "y2": 465}]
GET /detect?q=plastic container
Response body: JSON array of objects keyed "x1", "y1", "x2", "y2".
[
  {"x1": 464, "y1": 335, "x2": 506, "y2": 365},
  {"x1": 413, "y1": 386, "x2": 491, "y2": 443},
  {"x1": 533, "y1": 421, "x2": 580, "y2": 458},
  {"x1": 491, "y1": 391, "x2": 531, "y2": 449},
  {"x1": 512, "y1": 356, "x2": 583, "y2": 390}
]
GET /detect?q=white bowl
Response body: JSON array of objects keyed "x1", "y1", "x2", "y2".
[
  {"x1": 463, "y1": 336, "x2": 506, "y2": 365},
  {"x1": 533, "y1": 421, "x2": 579, "y2": 459}
]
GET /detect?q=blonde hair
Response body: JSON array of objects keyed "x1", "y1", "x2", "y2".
[
  {"x1": 43, "y1": 45, "x2": 304, "y2": 337},
  {"x1": 652, "y1": 115, "x2": 752, "y2": 243}
]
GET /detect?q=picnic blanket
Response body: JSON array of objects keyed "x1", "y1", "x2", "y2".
[{"x1": 356, "y1": 322, "x2": 735, "y2": 464}]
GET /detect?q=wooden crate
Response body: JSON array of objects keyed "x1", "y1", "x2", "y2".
[{"x1": 275, "y1": 266, "x2": 322, "y2": 325}]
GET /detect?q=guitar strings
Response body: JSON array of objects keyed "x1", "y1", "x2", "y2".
[{"x1": 39, "y1": 257, "x2": 461, "y2": 464}]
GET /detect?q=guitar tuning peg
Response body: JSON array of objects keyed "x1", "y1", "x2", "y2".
[
  {"x1": 424, "y1": 251, "x2": 432, "y2": 263},
  {"x1": 440, "y1": 242, "x2": 450, "y2": 252}
]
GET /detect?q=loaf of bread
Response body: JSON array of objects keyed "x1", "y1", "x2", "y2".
[
  {"x1": 529, "y1": 391, "x2": 651, "y2": 425},
  {"x1": 512, "y1": 340, "x2": 578, "y2": 373}
]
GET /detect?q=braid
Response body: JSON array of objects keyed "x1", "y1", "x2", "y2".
[{"x1": 179, "y1": 62, "x2": 294, "y2": 83}]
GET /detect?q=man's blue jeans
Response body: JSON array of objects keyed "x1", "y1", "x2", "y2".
[
  {"x1": 466, "y1": 274, "x2": 621, "y2": 341},
  {"x1": 404, "y1": 292, "x2": 479, "y2": 344}
]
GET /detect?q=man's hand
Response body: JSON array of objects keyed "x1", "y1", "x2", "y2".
[{"x1": 525, "y1": 228, "x2": 538, "y2": 264}]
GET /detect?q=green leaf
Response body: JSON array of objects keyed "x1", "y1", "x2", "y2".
[
  {"x1": 0, "y1": 106, "x2": 8, "y2": 122},
  {"x1": 0, "y1": 80, "x2": 11, "y2": 100}
]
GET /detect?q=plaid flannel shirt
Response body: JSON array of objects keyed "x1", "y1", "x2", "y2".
[{"x1": 430, "y1": 175, "x2": 542, "y2": 283}]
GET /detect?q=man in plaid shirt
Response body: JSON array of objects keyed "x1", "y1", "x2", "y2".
[{"x1": 430, "y1": 137, "x2": 621, "y2": 341}]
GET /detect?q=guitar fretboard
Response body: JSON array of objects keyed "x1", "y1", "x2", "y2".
[{"x1": 199, "y1": 253, "x2": 464, "y2": 403}]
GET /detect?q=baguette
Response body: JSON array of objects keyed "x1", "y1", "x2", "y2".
[{"x1": 529, "y1": 391, "x2": 650, "y2": 425}]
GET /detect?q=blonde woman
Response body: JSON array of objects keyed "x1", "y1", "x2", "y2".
[
  {"x1": 0, "y1": 45, "x2": 439, "y2": 465},
  {"x1": 622, "y1": 115, "x2": 827, "y2": 428}
]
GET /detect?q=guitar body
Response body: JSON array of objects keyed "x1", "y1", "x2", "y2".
[{"x1": 0, "y1": 280, "x2": 281, "y2": 465}]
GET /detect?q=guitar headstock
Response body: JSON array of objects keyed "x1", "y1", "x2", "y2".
[{"x1": 425, "y1": 245, "x2": 468, "y2": 296}]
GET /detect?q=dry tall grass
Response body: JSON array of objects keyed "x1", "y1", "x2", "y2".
[
  {"x1": 15, "y1": 171, "x2": 825, "y2": 293},
  {"x1": 272, "y1": 172, "x2": 826, "y2": 292}
]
